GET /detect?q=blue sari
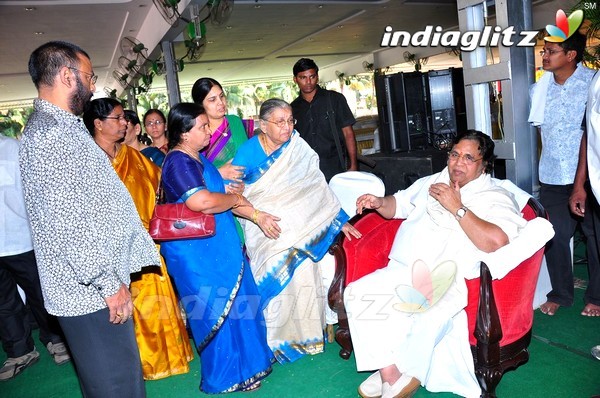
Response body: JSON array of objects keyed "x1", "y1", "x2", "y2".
[
  {"x1": 140, "y1": 146, "x2": 165, "y2": 167},
  {"x1": 233, "y1": 132, "x2": 349, "y2": 362},
  {"x1": 160, "y1": 151, "x2": 272, "y2": 393}
]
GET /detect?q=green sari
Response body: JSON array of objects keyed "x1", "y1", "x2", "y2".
[{"x1": 203, "y1": 114, "x2": 249, "y2": 168}]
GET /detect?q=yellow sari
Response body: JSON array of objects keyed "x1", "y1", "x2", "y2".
[{"x1": 112, "y1": 145, "x2": 194, "y2": 380}]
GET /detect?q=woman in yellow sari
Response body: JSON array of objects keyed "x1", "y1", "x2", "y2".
[{"x1": 83, "y1": 98, "x2": 193, "y2": 380}]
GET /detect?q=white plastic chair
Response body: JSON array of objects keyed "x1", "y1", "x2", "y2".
[{"x1": 320, "y1": 171, "x2": 386, "y2": 331}]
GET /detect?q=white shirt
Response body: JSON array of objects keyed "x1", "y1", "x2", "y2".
[
  {"x1": 0, "y1": 136, "x2": 33, "y2": 256},
  {"x1": 587, "y1": 72, "x2": 600, "y2": 200}
]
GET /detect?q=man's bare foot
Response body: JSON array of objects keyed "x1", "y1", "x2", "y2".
[
  {"x1": 540, "y1": 301, "x2": 560, "y2": 316},
  {"x1": 581, "y1": 303, "x2": 600, "y2": 316}
]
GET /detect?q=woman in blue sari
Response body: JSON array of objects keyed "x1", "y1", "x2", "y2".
[
  {"x1": 232, "y1": 99, "x2": 361, "y2": 363},
  {"x1": 160, "y1": 102, "x2": 277, "y2": 393}
]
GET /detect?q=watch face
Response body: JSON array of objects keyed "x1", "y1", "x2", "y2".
[{"x1": 456, "y1": 208, "x2": 466, "y2": 218}]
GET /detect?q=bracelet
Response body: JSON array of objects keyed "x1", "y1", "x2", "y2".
[
  {"x1": 232, "y1": 193, "x2": 243, "y2": 209},
  {"x1": 252, "y1": 209, "x2": 260, "y2": 224}
]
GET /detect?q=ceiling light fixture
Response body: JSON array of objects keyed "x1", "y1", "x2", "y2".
[{"x1": 24, "y1": 7, "x2": 35, "y2": 11}]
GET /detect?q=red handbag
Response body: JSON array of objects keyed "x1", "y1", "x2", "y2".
[{"x1": 149, "y1": 185, "x2": 216, "y2": 241}]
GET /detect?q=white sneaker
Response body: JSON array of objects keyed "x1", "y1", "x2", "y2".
[
  {"x1": 358, "y1": 371, "x2": 382, "y2": 398},
  {"x1": 381, "y1": 374, "x2": 420, "y2": 398},
  {"x1": 46, "y1": 342, "x2": 70, "y2": 365}
]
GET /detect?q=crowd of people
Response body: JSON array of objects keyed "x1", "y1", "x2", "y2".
[{"x1": 0, "y1": 36, "x2": 597, "y2": 398}]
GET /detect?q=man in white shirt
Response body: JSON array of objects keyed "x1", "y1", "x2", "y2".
[{"x1": 0, "y1": 135, "x2": 70, "y2": 381}]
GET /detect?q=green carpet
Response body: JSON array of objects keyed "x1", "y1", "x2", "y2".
[{"x1": 1, "y1": 263, "x2": 599, "y2": 397}]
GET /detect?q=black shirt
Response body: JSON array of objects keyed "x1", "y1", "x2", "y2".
[{"x1": 291, "y1": 85, "x2": 356, "y2": 181}]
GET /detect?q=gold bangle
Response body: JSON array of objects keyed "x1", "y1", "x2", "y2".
[{"x1": 252, "y1": 209, "x2": 260, "y2": 224}]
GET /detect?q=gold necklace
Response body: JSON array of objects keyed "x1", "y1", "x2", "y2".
[
  {"x1": 100, "y1": 143, "x2": 118, "y2": 161},
  {"x1": 260, "y1": 133, "x2": 275, "y2": 155},
  {"x1": 175, "y1": 145, "x2": 200, "y2": 161}
]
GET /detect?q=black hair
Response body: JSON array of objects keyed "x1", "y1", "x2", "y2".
[
  {"x1": 191, "y1": 77, "x2": 223, "y2": 104},
  {"x1": 556, "y1": 32, "x2": 587, "y2": 63},
  {"x1": 28, "y1": 41, "x2": 90, "y2": 89},
  {"x1": 124, "y1": 110, "x2": 151, "y2": 144},
  {"x1": 82, "y1": 97, "x2": 122, "y2": 137},
  {"x1": 451, "y1": 130, "x2": 496, "y2": 174},
  {"x1": 124, "y1": 109, "x2": 140, "y2": 126},
  {"x1": 143, "y1": 108, "x2": 166, "y2": 126},
  {"x1": 167, "y1": 103, "x2": 206, "y2": 150},
  {"x1": 293, "y1": 58, "x2": 319, "y2": 76}
]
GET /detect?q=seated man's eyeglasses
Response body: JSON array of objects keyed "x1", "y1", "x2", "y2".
[
  {"x1": 265, "y1": 118, "x2": 297, "y2": 129},
  {"x1": 447, "y1": 151, "x2": 481, "y2": 165},
  {"x1": 67, "y1": 66, "x2": 98, "y2": 84}
]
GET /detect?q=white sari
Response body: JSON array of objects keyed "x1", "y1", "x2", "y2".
[{"x1": 239, "y1": 132, "x2": 348, "y2": 363}]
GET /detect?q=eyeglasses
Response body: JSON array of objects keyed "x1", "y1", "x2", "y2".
[
  {"x1": 145, "y1": 120, "x2": 164, "y2": 127},
  {"x1": 264, "y1": 118, "x2": 297, "y2": 129},
  {"x1": 539, "y1": 49, "x2": 564, "y2": 57},
  {"x1": 447, "y1": 151, "x2": 482, "y2": 165},
  {"x1": 104, "y1": 114, "x2": 126, "y2": 122},
  {"x1": 67, "y1": 66, "x2": 98, "y2": 84}
]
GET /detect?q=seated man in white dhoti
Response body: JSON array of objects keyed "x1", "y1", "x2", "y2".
[
  {"x1": 346, "y1": 130, "x2": 554, "y2": 398},
  {"x1": 232, "y1": 98, "x2": 361, "y2": 363}
]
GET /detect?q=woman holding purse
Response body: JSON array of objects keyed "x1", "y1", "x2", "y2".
[{"x1": 160, "y1": 102, "x2": 278, "y2": 394}]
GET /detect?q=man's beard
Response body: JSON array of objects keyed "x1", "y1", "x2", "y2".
[{"x1": 69, "y1": 75, "x2": 93, "y2": 115}]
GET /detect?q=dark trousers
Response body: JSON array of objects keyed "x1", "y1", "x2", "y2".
[
  {"x1": 58, "y1": 308, "x2": 145, "y2": 398},
  {"x1": 0, "y1": 250, "x2": 64, "y2": 357},
  {"x1": 540, "y1": 183, "x2": 600, "y2": 306}
]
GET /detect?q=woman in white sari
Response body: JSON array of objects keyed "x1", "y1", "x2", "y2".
[{"x1": 232, "y1": 98, "x2": 360, "y2": 363}]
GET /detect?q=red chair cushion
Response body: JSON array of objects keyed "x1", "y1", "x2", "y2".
[
  {"x1": 343, "y1": 212, "x2": 403, "y2": 284},
  {"x1": 465, "y1": 203, "x2": 543, "y2": 346},
  {"x1": 343, "y1": 204, "x2": 543, "y2": 348}
]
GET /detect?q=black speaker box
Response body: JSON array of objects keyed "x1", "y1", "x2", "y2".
[{"x1": 360, "y1": 149, "x2": 447, "y2": 195}]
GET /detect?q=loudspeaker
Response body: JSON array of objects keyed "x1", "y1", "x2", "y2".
[
  {"x1": 360, "y1": 149, "x2": 447, "y2": 195},
  {"x1": 375, "y1": 72, "x2": 430, "y2": 153}
]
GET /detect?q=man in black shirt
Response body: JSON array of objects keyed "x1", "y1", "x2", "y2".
[{"x1": 291, "y1": 58, "x2": 358, "y2": 181}]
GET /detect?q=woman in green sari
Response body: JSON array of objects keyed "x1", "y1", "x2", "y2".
[{"x1": 191, "y1": 78, "x2": 252, "y2": 191}]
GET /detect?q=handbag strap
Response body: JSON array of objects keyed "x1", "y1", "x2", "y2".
[
  {"x1": 155, "y1": 182, "x2": 166, "y2": 205},
  {"x1": 325, "y1": 91, "x2": 347, "y2": 170},
  {"x1": 155, "y1": 182, "x2": 187, "y2": 219}
]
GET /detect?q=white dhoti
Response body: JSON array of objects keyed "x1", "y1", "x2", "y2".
[{"x1": 345, "y1": 261, "x2": 481, "y2": 398}]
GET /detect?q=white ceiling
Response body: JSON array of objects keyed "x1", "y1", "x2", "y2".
[{"x1": 0, "y1": 0, "x2": 575, "y2": 109}]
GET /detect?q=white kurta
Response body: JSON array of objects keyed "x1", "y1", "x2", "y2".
[
  {"x1": 345, "y1": 169, "x2": 525, "y2": 398},
  {"x1": 587, "y1": 72, "x2": 600, "y2": 200}
]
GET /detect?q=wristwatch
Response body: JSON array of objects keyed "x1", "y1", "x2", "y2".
[{"x1": 455, "y1": 206, "x2": 468, "y2": 220}]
